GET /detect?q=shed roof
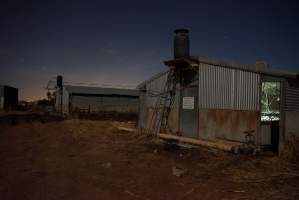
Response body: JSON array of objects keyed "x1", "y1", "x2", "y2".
[
  {"x1": 164, "y1": 56, "x2": 299, "y2": 79},
  {"x1": 64, "y1": 85, "x2": 139, "y2": 96},
  {"x1": 138, "y1": 56, "x2": 299, "y2": 89},
  {"x1": 193, "y1": 56, "x2": 298, "y2": 79}
]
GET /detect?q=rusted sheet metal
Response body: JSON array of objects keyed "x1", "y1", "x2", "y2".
[
  {"x1": 198, "y1": 63, "x2": 260, "y2": 111},
  {"x1": 198, "y1": 109, "x2": 260, "y2": 142}
]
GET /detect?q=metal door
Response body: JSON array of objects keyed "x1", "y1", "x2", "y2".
[{"x1": 180, "y1": 86, "x2": 198, "y2": 138}]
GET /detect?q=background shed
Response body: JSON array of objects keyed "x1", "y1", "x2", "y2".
[{"x1": 55, "y1": 85, "x2": 139, "y2": 115}]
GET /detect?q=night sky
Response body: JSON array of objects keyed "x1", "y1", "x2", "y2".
[{"x1": 0, "y1": 0, "x2": 298, "y2": 100}]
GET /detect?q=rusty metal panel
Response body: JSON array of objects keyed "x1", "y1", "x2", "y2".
[
  {"x1": 285, "y1": 82, "x2": 299, "y2": 111},
  {"x1": 198, "y1": 63, "x2": 260, "y2": 111},
  {"x1": 198, "y1": 109, "x2": 259, "y2": 142}
]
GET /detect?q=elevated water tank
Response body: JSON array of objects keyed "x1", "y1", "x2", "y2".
[{"x1": 174, "y1": 29, "x2": 190, "y2": 59}]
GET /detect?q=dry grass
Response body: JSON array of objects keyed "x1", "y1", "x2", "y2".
[{"x1": 0, "y1": 119, "x2": 299, "y2": 200}]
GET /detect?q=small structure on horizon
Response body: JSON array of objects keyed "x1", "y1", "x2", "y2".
[{"x1": 0, "y1": 85, "x2": 18, "y2": 111}]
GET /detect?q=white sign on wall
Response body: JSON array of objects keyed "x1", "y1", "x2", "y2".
[{"x1": 182, "y1": 97, "x2": 194, "y2": 109}]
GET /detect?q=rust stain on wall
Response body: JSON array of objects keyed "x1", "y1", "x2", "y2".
[{"x1": 199, "y1": 109, "x2": 259, "y2": 142}]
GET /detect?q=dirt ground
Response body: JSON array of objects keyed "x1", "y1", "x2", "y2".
[{"x1": 0, "y1": 118, "x2": 299, "y2": 200}]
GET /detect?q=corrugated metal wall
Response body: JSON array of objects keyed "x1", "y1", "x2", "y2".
[
  {"x1": 285, "y1": 82, "x2": 299, "y2": 111},
  {"x1": 56, "y1": 86, "x2": 139, "y2": 114},
  {"x1": 145, "y1": 71, "x2": 180, "y2": 109},
  {"x1": 145, "y1": 71, "x2": 168, "y2": 108},
  {"x1": 138, "y1": 71, "x2": 180, "y2": 132},
  {"x1": 70, "y1": 95, "x2": 138, "y2": 113},
  {"x1": 198, "y1": 63, "x2": 260, "y2": 111}
]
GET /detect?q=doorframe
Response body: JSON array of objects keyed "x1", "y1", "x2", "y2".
[{"x1": 260, "y1": 75, "x2": 286, "y2": 154}]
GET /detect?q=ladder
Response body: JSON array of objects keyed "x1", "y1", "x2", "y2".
[{"x1": 146, "y1": 68, "x2": 178, "y2": 136}]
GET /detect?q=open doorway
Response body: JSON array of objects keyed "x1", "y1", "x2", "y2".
[{"x1": 261, "y1": 81, "x2": 281, "y2": 154}]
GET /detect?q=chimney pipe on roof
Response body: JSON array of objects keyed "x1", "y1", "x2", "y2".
[{"x1": 174, "y1": 29, "x2": 190, "y2": 59}]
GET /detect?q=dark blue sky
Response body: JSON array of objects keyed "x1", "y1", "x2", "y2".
[{"x1": 0, "y1": 0, "x2": 298, "y2": 100}]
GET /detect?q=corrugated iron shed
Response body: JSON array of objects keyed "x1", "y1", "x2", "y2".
[
  {"x1": 138, "y1": 55, "x2": 299, "y2": 154},
  {"x1": 56, "y1": 85, "x2": 139, "y2": 114}
]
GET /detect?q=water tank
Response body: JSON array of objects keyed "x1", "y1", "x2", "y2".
[
  {"x1": 174, "y1": 29, "x2": 190, "y2": 59},
  {"x1": 57, "y1": 75, "x2": 63, "y2": 88}
]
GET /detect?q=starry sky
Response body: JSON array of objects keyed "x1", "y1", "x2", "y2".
[{"x1": 0, "y1": 0, "x2": 298, "y2": 100}]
